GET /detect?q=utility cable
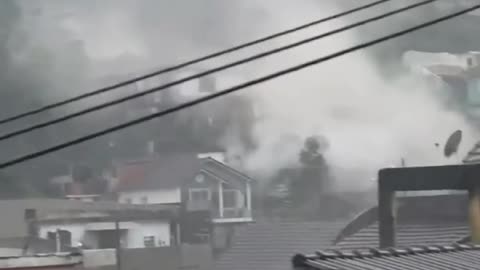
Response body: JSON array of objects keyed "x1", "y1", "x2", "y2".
[
  {"x1": 0, "y1": 0, "x2": 390, "y2": 126},
  {"x1": 0, "y1": 0, "x2": 435, "y2": 142},
  {"x1": 0, "y1": 3, "x2": 477, "y2": 170}
]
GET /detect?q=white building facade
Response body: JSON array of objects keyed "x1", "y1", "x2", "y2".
[{"x1": 117, "y1": 189, "x2": 181, "y2": 205}]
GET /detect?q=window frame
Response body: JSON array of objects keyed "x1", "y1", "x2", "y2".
[
  {"x1": 188, "y1": 188, "x2": 211, "y2": 202},
  {"x1": 143, "y1": 235, "x2": 156, "y2": 248}
]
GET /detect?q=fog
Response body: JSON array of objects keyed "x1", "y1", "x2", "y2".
[
  {"x1": 214, "y1": 0, "x2": 479, "y2": 191},
  {"x1": 2, "y1": 0, "x2": 480, "y2": 193}
]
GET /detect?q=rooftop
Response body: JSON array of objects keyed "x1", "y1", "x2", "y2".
[
  {"x1": 215, "y1": 220, "x2": 347, "y2": 270},
  {"x1": 333, "y1": 194, "x2": 470, "y2": 250},
  {"x1": 335, "y1": 221, "x2": 469, "y2": 251},
  {"x1": 0, "y1": 252, "x2": 82, "y2": 269},
  {"x1": 115, "y1": 153, "x2": 203, "y2": 192},
  {"x1": 293, "y1": 244, "x2": 480, "y2": 270},
  {"x1": 115, "y1": 154, "x2": 253, "y2": 192}
]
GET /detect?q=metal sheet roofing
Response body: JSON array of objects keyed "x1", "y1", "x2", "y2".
[
  {"x1": 293, "y1": 244, "x2": 480, "y2": 270},
  {"x1": 215, "y1": 221, "x2": 347, "y2": 270},
  {"x1": 334, "y1": 194, "x2": 470, "y2": 250},
  {"x1": 336, "y1": 221, "x2": 469, "y2": 250}
]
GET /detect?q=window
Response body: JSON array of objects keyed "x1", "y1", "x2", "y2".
[
  {"x1": 141, "y1": 196, "x2": 148, "y2": 204},
  {"x1": 144, "y1": 236, "x2": 155, "y2": 248},
  {"x1": 189, "y1": 188, "x2": 211, "y2": 202}
]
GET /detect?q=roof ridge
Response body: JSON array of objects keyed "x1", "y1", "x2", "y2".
[
  {"x1": 294, "y1": 244, "x2": 480, "y2": 265},
  {"x1": 202, "y1": 158, "x2": 254, "y2": 182}
]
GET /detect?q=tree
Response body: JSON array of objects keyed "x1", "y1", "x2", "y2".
[{"x1": 290, "y1": 136, "x2": 330, "y2": 207}]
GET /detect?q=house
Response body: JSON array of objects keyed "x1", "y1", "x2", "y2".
[
  {"x1": 32, "y1": 202, "x2": 179, "y2": 250},
  {"x1": 114, "y1": 152, "x2": 254, "y2": 224},
  {"x1": 0, "y1": 199, "x2": 180, "y2": 254},
  {"x1": 291, "y1": 244, "x2": 480, "y2": 270}
]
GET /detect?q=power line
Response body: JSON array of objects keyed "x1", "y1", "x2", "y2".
[
  {"x1": 0, "y1": 3, "x2": 477, "y2": 170},
  {"x1": 0, "y1": 0, "x2": 435, "y2": 142},
  {"x1": 0, "y1": 0, "x2": 390, "y2": 126}
]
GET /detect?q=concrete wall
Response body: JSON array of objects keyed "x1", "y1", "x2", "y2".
[
  {"x1": 180, "y1": 244, "x2": 213, "y2": 270},
  {"x1": 83, "y1": 245, "x2": 212, "y2": 270},
  {"x1": 39, "y1": 223, "x2": 85, "y2": 248},
  {"x1": 118, "y1": 189, "x2": 181, "y2": 205},
  {"x1": 83, "y1": 249, "x2": 116, "y2": 267},
  {"x1": 38, "y1": 220, "x2": 171, "y2": 249},
  {"x1": 0, "y1": 248, "x2": 23, "y2": 256},
  {"x1": 125, "y1": 221, "x2": 170, "y2": 248}
]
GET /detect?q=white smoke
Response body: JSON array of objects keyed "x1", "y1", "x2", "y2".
[
  {"x1": 222, "y1": 0, "x2": 479, "y2": 191},
  {"x1": 11, "y1": 0, "x2": 479, "y2": 193}
]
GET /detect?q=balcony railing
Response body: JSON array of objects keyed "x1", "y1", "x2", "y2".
[
  {"x1": 184, "y1": 200, "x2": 252, "y2": 223},
  {"x1": 213, "y1": 208, "x2": 252, "y2": 223}
]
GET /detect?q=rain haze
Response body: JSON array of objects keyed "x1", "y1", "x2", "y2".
[
  {"x1": 1, "y1": 0, "x2": 479, "y2": 192},
  {"x1": 1, "y1": 1, "x2": 480, "y2": 269}
]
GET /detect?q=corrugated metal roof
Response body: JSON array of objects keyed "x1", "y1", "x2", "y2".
[
  {"x1": 333, "y1": 194, "x2": 469, "y2": 250},
  {"x1": 215, "y1": 221, "x2": 347, "y2": 270},
  {"x1": 336, "y1": 222, "x2": 469, "y2": 250},
  {"x1": 293, "y1": 244, "x2": 480, "y2": 270}
]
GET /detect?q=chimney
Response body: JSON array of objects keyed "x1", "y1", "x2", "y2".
[{"x1": 378, "y1": 173, "x2": 396, "y2": 248}]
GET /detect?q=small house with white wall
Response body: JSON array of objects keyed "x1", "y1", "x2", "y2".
[
  {"x1": 31, "y1": 202, "x2": 179, "y2": 250},
  {"x1": 114, "y1": 152, "x2": 254, "y2": 224}
]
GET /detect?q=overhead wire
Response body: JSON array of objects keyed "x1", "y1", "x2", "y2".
[
  {"x1": 0, "y1": 3, "x2": 477, "y2": 170},
  {"x1": 0, "y1": 0, "x2": 436, "y2": 142},
  {"x1": 0, "y1": 0, "x2": 391, "y2": 126}
]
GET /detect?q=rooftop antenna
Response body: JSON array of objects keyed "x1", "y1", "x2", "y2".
[{"x1": 444, "y1": 129, "x2": 463, "y2": 158}]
